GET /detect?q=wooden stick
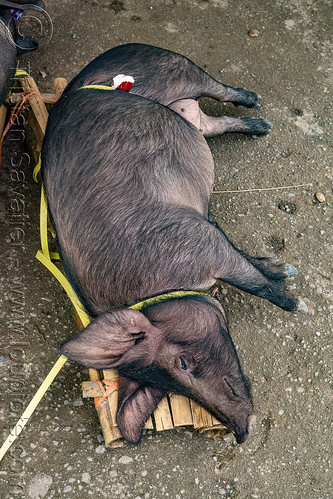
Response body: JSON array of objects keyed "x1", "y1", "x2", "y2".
[
  {"x1": 19, "y1": 76, "x2": 49, "y2": 136},
  {"x1": 82, "y1": 380, "x2": 105, "y2": 397},
  {"x1": 88, "y1": 368, "x2": 100, "y2": 383},
  {"x1": 88, "y1": 368, "x2": 123, "y2": 447},
  {"x1": 144, "y1": 416, "x2": 154, "y2": 430}
]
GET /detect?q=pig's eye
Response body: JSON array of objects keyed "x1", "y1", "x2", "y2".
[
  {"x1": 223, "y1": 377, "x2": 238, "y2": 398},
  {"x1": 179, "y1": 356, "x2": 187, "y2": 370},
  {"x1": 176, "y1": 355, "x2": 195, "y2": 375}
]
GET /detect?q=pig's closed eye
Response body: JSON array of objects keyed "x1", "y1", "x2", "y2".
[{"x1": 223, "y1": 376, "x2": 238, "y2": 398}]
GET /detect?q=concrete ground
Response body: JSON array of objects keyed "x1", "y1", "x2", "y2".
[{"x1": 0, "y1": 0, "x2": 332, "y2": 497}]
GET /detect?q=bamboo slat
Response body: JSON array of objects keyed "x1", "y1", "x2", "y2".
[
  {"x1": 103, "y1": 369, "x2": 119, "y2": 427},
  {"x1": 6, "y1": 92, "x2": 57, "y2": 105},
  {"x1": 153, "y1": 396, "x2": 174, "y2": 432},
  {"x1": 88, "y1": 369, "x2": 123, "y2": 447},
  {"x1": 190, "y1": 400, "x2": 215, "y2": 430},
  {"x1": 82, "y1": 380, "x2": 102, "y2": 396},
  {"x1": 0, "y1": 104, "x2": 8, "y2": 137},
  {"x1": 88, "y1": 369, "x2": 100, "y2": 383},
  {"x1": 144, "y1": 416, "x2": 154, "y2": 430},
  {"x1": 169, "y1": 394, "x2": 193, "y2": 427},
  {"x1": 53, "y1": 77, "x2": 68, "y2": 100}
]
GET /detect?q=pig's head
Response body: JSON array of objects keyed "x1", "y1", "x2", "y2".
[{"x1": 60, "y1": 295, "x2": 253, "y2": 444}]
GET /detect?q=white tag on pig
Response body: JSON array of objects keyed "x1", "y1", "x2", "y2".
[{"x1": 112, "y1": 74, "x2": 134, "y2": 92}]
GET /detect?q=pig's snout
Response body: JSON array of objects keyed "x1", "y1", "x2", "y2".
[
  {"x1": 234, "y1": 428, "x2": 249, "y2": 444},
  {"x1": 232, "y1": 418, "x2": 250, "y2": 444},
  {"x1": 233, "y1": 413, "x2": 256, "y2": 444}
]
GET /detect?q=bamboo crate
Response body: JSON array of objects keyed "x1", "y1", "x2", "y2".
[{"x1": 4, "y1": 74, "x2": 227, "y2": 447}]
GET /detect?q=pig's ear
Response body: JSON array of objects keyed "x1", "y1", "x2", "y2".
[
  {"x1": 60, "y1": 309, "x2": 158, "y2": 369},
  {"x1": 117, "y1": 377, "x2": 165, "y2": 443}
]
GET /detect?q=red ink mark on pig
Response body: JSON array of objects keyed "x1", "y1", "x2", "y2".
[{"x1": 113, "y1": 74, "x2": 134, "y2": 92}]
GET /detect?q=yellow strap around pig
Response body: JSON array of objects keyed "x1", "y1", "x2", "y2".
[
  {"x1": 131, "y1": 290, "x2": 208, "y2": 311},
  {"x1": 33, "y1": 157, "x2": 59, "y2": 260},
  {"x1": 79, "y1": 84, "x2": 115, "y2": 91},
  {"x1": 33, "y1": 155, "x2": 41, "y2": 182},
  {"x1": 37, "y1": 183, "x2": 91, "y2": 327}
]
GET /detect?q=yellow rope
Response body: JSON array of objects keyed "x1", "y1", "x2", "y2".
[
  {"x1": 0, "y1": 180, "x2": 90, "y2": 463},
  {"x1": 0, "y1": 354, "x2": 68, "y2": 462}
]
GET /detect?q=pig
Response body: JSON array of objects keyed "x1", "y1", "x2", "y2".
[
  {"x1": 41, "y1": 43, "x2": 307, "y2": 445},
  {"x1": 0, "y1": 0, "x2": 44, "y2": 106}
]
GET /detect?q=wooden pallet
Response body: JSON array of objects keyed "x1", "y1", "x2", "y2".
[
  {"x1": 3, "y1": 74, "x2": 227, "y2": 447},
  {"x1": 82, "y1": 369, "x2": 226, "y2": 447}
]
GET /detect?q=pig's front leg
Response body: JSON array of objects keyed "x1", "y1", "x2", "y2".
[{"x1": 208, "y1": 223, "x2": 307, "y2": 313}]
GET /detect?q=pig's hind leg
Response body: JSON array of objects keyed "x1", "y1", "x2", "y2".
[
  {"x1": 198, "y1": 80, "x2": 274, "y2": 136},
  {"x1": 169, "y1": 67, "x2": 273, "y2": 137},
  {"x1": 198, "y1": 110, "x2": 272, "y2": 137},
  {"x1": 198, "y1": 75, "x2": 263, "y2": 109},
  {"x1": 169, "y1": 99, "x2": 272, "y2": 138},
  {"x1": 204, "y1": 223, "x2": 307, "y2": 313}
]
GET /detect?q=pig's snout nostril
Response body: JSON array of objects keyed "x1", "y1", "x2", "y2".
[{"x1": 234, "y1": 412, "x2": 256, "y2": 443}]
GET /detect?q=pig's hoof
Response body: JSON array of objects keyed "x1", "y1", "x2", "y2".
[
  {"x1": 285, "y1": 264, "x2": 298, "y2": 278},
  {"x1": 248, "y1": 258, "x2": 299, "y2": 281},
  {"x1": 233, "y1": 90, "x2": 262, "y2": 109},
  {"x1": 253, "y1": 95, "x2": 262, "y2": 109},
  {"x1": 292, "y1": 300, "x2": 308, "y2": 315},
  {"x1": 242, "y1": 118, "x2": 273, "y2": 136}
]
